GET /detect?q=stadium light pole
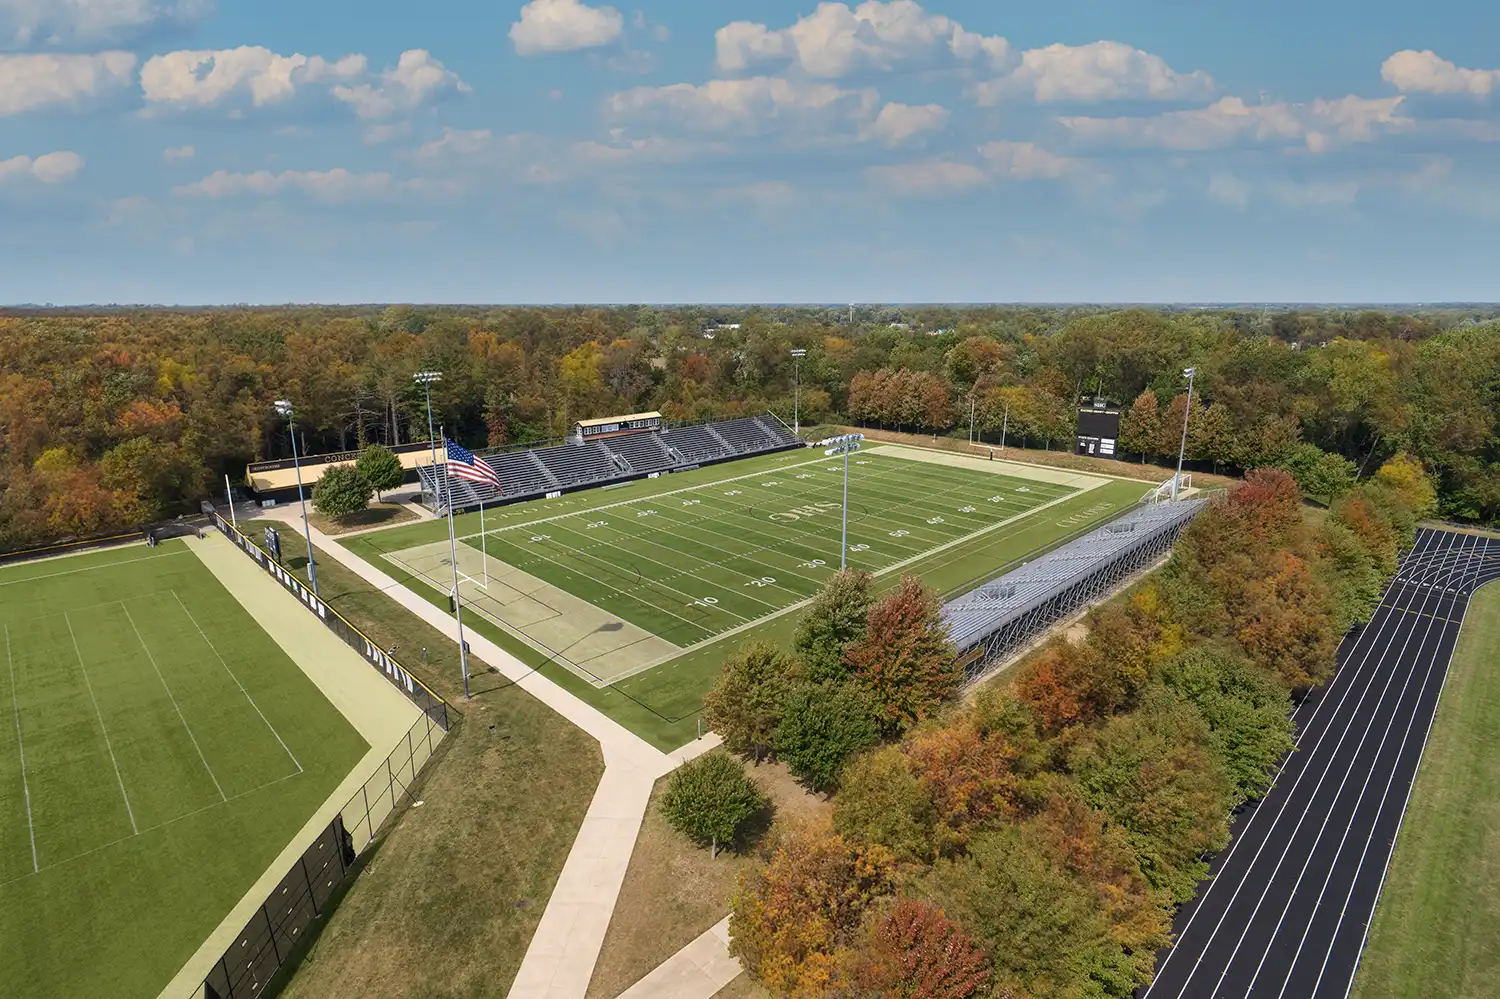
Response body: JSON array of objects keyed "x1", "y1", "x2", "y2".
[
  {"x1": 818, "y1": 433, "x2": 864, "y2": 569},
  {"x1": 273, "y1": 399, "x2": 318, "y2": 599},
  {"x1": 1174, "y1": 367, "x2": 1197, "y2": 502},
  {"x1": 790, "y1": 349, "x2": 807, "y2": 434},
  {"x1": 414, "y1": 371, "x2": 442, "y2": 503}
]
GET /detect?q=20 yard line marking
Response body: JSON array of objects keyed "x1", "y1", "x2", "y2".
[
  {"x1": 4, "y1": 624, "x2": 38, "y2": 872},
  {"x1": 62, "y1": 613, "x2": 137, "y2": 835},
  {"x1": 121, "y1": 603, "x2": 227, "y2": 802},
  {"x1": 171, "y1": 591, "x2": 302, "y2": 774}
]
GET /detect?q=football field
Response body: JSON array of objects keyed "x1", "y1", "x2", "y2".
[
  {"x1": 381, "y1": 444, "x2": 1123, "y2": 685},
  {"x1": 0, "y1": 542, "x2": 368, "y2": 999}
]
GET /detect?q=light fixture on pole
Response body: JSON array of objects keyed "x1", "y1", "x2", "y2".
[
  {"x1": 790, "y1": 349, "x2": 807, "y2": 434},
  {"x1": 273, "y1": 399, "x2": 318, "y2": 598},
  {"x1": 1174, "y1": 367, "x2": 1197, "y2": 502},
  {"x1": 817, "y1": 433, "x2": 864, "y2": 569},
  {"x1": 414, "y1": 371, "x2": 443, "y2": 500}
]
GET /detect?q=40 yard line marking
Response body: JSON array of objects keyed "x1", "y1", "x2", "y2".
[{"x1": 4, "y1": 624, "x2": 38, "y2": 872}]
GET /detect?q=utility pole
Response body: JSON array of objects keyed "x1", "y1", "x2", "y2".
[
  {"x1": 273, "y1": 400, "x2": 318, "y2": 598},
  {"x1": 817, "y1": 434, "x2": 864, "y2": 569},
  {"x1": 1174, "y1": 367, "x2": 1197, "y2": 502},
  {"x1": 790, "y1": 349, "x2": 807, "y2": 434}
]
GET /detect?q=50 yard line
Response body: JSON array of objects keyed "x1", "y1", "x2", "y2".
[{"x1": 4, "y1": 625, "x2": 38, "y2": 872}]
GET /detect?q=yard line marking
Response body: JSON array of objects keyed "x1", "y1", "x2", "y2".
[
  {"x1": 63, "y1": 613, "x2": 137, "y2": 835},
  {"x1": 4, "y1": 624, "x2": 38, "y2": 872},
  {"x1": 0, "y1": 548, "x2": 190, "y2": 587},
  {"x1": 171, "y1": 590, "x2": 302, "y2": 775},
  {"x1": 121, "y1": 602, "x2": 227, "y2": 802}
]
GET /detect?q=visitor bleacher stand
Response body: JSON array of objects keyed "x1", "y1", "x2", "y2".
[{"x1": 417, "y1": 413, "x2": 804, "y2": 513}]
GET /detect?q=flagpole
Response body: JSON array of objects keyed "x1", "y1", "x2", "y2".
[
  {"x1": 480, "y1": 491, "x2": 489, "y2": 587},
  {"x1": 440, "y1": 428, "x2": 471, "y2": 699}
]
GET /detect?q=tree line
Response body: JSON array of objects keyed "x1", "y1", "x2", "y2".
[
  {"x1": 664, "y1": 455, "x2": 1435, "y2": 998},
  {"x1": 1, "y1": 303, "x2": 1495, "y2": 549}
]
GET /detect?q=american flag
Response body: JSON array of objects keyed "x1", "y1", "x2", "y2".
[{"x1": 445, "y1": 439, "x2": 503, "y2": 492}]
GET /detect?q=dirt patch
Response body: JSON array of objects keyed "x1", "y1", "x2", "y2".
[
  {"x1": 586, "y1": 758, "x2": 828, "y2": 999},
  {"x1": 310, "y1": 503, "x2": 419, "y2": 536}
]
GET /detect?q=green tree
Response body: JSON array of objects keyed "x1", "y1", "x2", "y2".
[
  {"x1": 312, "y1": 464, "x2": 374, "y2": 520},
  {"x1": 833, "y1": 745, "x2": 935, "y2": 862},
  {"x1": 661, "y1": 752, "x2": 767, "y2": 858},
  {"x1": 793, "y1": 568, "x2": 873, "y2": 683},
  {"x1": 702, "y1": 643, "x2": 801, "y2": 762},
  {"x1": 776, "y1": 683, "x2": 881, "y2": 791},
  {"x1": 355, "y1": 443, "x2": 404, "y2": 501},
  {"x1": 1282, "y1": 443, "x2": 1357, "y2": 502}
]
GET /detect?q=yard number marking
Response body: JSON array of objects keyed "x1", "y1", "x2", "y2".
[
  {"x1": 745, "y1": 577, "x2": 777, "y2": 588},
  {"x1": 682, "y1": 499, "x2": 701, "y2": 506},
  {"x1": 637, "y1": 509, "x2": 657, "y2": 518},
  {"x1": 585, "y1": 522, "x2": 608, "y2": 529},
  {"x1": 927, "y1": 516, "x2": 945, "y2": 524},
  {"x1": 799, "y1": 559, "x2": 828, "y2": 568},
  {"x1": 889, "y1": 530, "x2": 910, "y2": 537},
  {"x1": 726, "y1": 489, "x2": 743, "y2": 496},
  {"x1": 530, "y1": 535, "x2": 551, "y2": 543},
  {"x1": 959, "y1": 505, "x2": 977, "y2": 513},
  {"x1": 689, "y1": 596, "x2": 720, "y2": 607},
  {"x1": 850, "y1": 544, "x2": 871, "y2": 553}
]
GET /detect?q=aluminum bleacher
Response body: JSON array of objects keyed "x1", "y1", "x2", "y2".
[{"x1": 423, "y1": 413, "x2": 804, "y2": 514}]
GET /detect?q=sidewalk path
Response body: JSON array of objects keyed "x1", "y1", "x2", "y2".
[
  {"x1": 616, "y1": 919, "x2": 741, "y2": 999},
  {"x1": 291, "y1": 514, "x2": 719, "y2": 999}
]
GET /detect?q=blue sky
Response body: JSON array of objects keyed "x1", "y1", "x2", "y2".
[{"x1": 2, "y1": 0, "x2": 1498, "y2": 304}]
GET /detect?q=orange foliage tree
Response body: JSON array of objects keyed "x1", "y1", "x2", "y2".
[
  {"x1": 844, "y1": 575, "x2": 961, "y2": 734},
  {"x1": 843, "y1": 898, "x2": 992, "y2": 999}
]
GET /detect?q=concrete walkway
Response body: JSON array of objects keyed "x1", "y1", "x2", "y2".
[
  {"x1": 265, "y1": 508, "x2": 720, "y2": 999},
  {"x1": 616, "y1": 919, "x2": 741, "y2": 999}
]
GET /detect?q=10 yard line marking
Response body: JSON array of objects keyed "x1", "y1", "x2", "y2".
[
  {"x1": 63, "y1": 613, "x2": 138, "y2": 835},
  {"x1": 171, "y1": 591, "x2": 302, "y2": 774},
  {"x1": 4, "y1": 625, "x2": 38, "y2": 872},
  {"x1": 122, "y1": 603, "x2": 227, "y2": 802}
]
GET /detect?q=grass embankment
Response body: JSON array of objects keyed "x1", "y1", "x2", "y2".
[
  {"x1": 1350, "y1": 582, "x2": 1500, "y2": 999},
  {"x1": 246, "y1": 522, "x2": 603, "y2": 999},
  {"x1": 586, "y1": 760, "x2": 829, "y2": 999},
  {"x1": 308, "y1": 502, "x2": 419, "y2": 536},
  {"x1": 345, "y1": 450, "x2": 1144, "y2": 751}
]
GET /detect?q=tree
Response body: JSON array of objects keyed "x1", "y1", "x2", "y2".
[
  {"x1": 1119, "y1": 390, "x2": 1161, "y2": 460},
  {"x1": 1227, "y1": 549, "x2": 1338, "y2": 689},
  {"x1": 355, "y1": 443, "x2": 403, "y2": 501},
  {"x1": 833, "y1": 745, "x2": 935, "y2": 862},
  {"x1": 661, "y1": 752, "x2": 767, "y2": 858},
  {"x1": 776, "y1": 683, "x2": 881, "y2": 791},
  {"x1": 312, "y1": 464, "x2": 373, "y2": 520},
  {"x1": 730, "y1": 824, "x2": 895, "y2": 998},
  {"x1": 1372, "y1": 452, "x2": 1437, "y2": 517},
  {"x1": 1158, "y1": 648, "x2": 1294, "y2": 800},
  {"x1": 844, "y1": 575, "x2": 960, "y2": 734},
  {"x1": 903, "y1": 716, "x2": 1022, "y2": 856},
  {"x1": 844, "y1": 898, "x2": 991, "y2": 999},
  {"x1": 1282, "y1": 443, "x2": 1357, "y2": 502},
  {"x1": 793, "y1": 569, "x2": 873, "y2": 683},
  {"x1": 702, "y1": 643, "x2": 802, "y2": 762}
]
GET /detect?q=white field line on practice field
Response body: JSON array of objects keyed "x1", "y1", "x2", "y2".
[
  {"x1": 121, "y1": 602, "x2": 227, "y2": 802},
  {"x1": 63, "y1": 612, "x2": 138, "y2": 835},
  {"x1": 5, "y1": 624, "x2": 38, "y2": 872},
  {"x1": 1145, "y1": 528, "x2": 1447, "y2": 999},
  {"x1": 171, "y1": 590, "x2": 302, "y2": 774},
  {"x1": 1244, "y1": 534, "x2": 1465, "y2": 999},
  {"x1": 0, "y1": 548, "x2": 190, "y2": 587},
  {"x1": 1198, "y1": 531, "x2": 1460, "y2": 999}
]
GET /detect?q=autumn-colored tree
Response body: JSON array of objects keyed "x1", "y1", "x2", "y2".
[
  {"x1": 844, "y1": 575, "x2": 960, "y2": 734},
  {"x1": 793, "y1": 568, "x2": 874, "y2": 683},
  {"x1": 702, "y1": 643, "x2": 802, "y2": 762},
  {"x1": 1372, "y1": 452, "x2": 1437, "y2": 519},
  {"x1": 1012, "y1": 638, "x2": 1108, "y2": 735},
  {"x1": 843, "y1": 898, "x2": 992, "y2": 999},
  {"x1": 730, "y1": 823, "x2": 895, "y2": 998},
  {"x1": 834, "y1": 745, "x2": 935, "y2": 863},
  {"x1": 1119, "y1": 389, "x2": 1161, "y2": 460},
  {"x1": 904, "y1": 716, "x2": 1022, "y2": 856},
  {"x1": 1228, "y1": 550, "x2": 1338, "y2": 689}
]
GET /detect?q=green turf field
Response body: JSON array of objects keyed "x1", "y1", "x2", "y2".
[
  {"x1": 348, "y1": 446, "x2": 1146, "y2": 748},
  {"x1": 1350, "y1": 579, "x2": 1500, "y2": 999},
  {"x1": 0, "y1": 541, "x2": 368, "y2": 999}
]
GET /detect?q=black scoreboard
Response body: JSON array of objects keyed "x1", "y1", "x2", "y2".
[{"x1": 1075, "y1": 400, "x2": 1121, "y2": 458}]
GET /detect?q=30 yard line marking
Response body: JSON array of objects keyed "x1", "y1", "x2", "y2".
[
  {"x1": 171, "y1": 590, "x2": 302, "y2": 774},
  {"x1": 62, "y1": 613, "x2": 137, "y2": 835},
  {"x1": 121, "y1": 603, "x2": 227, "y2": 802},
  {"x1": 4, "y1": 624, "x2": 38, "y2": 872}
]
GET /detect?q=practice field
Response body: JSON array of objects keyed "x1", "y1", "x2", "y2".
[
  {"x1": 381, "y1": 444, "x2": 1119, "y2": 685},
  {"x1": 0, "y1": 542, "x2": 368, "y2": 999}
]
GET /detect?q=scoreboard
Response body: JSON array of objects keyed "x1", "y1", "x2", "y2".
[{"x1": 1075, "y1": 399, "x2": 1121, "y2": 458}]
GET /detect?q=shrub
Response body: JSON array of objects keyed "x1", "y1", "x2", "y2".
[
  {"x1": 311, "y1": 464, "x2": 373, "y2": 520},
  {"x1": 661, "y1": 752, "x2": 766, "y2": 858},
  {"x1": 844, "y1": 898, "x2": 991, "y2": 999}
]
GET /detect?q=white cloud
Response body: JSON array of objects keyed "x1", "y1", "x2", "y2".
[
  {"x1": 415, "y1": 127, "x2": 495, "y2": 159},
  {"x1": 173, "y1": 167, "x2": 420, "y2": 201},
  {"x1": 973, "y1": 41, "x2": 1214, "y2": 104},
  {"x1": 140, "y1": 46, "x2": 365, "y2": 109},
  {"x1": 510, "y1": 0, "x2": 623, "y2": 55},
  {"x1": 0, "y1": 150, "x2": 84, "y2": 184},
  {"x1": 607, "y1": 75, "x2": 879, "y2": 133},
  {"x1": 0, "y1": 51, "x2": 135, "y2": 115},
  {"x1": 362, "y1": 122, "x2": 409, "y2": 145},
  {"x1": 1207, "y1": 173, "x2": 1250, "y2": 209},
  {"x1": 860, "y1": 101, "x2": 948, "y2": 145},
  {"x1": 716, "y1": 1, "x2": 1008, "y2": 78},
  {"x1": 977, "y1": 140, "x2": 1077, "y2": 179},
  {"x1": 864, "y1": 158, "x2": 987, "y2": 195},
  {"x1": 162, "y1": 144, "x2": 194, "y2": 161},
  {"x1": 1382, "y1": 50, "x2": 1500, "y2": 97},
  {"x1": 0, "y1": 0, "x2": 206, "y2": 49},
  {"x1": 1060, "y1": 95, "x2": 1411, "y2": 153},
  {"x1": 331, "y1": 49, "x2": 469, "y2": 119},
  {"x1": 571, "y1": 135, "x2": 719, "y2": 164}
]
